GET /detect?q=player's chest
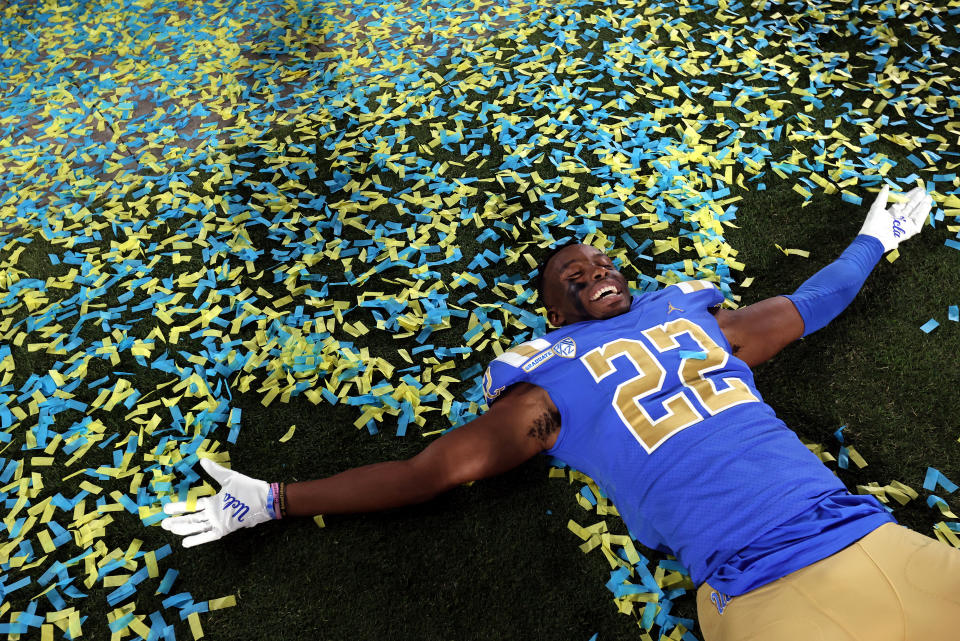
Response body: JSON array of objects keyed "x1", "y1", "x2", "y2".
[{"x1": 547, "y1": 312, "x2": 755, "y2": 454}]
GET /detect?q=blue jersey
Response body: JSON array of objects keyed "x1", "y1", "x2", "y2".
[{"x1": 483, "y1": 281, "x2": 893, "y2": 595}]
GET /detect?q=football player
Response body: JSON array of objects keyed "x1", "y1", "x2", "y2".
[{"x1": 162, "y1": 185, "x2": 960, "y2": 640}]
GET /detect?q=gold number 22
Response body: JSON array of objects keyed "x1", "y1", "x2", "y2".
[{"x1": 581, "y1": 319, "x2": 758, "y2": 453}]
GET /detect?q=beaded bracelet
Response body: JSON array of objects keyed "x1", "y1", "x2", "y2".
[{"x1": 278, "y1": 482, "x2": 287, "y2": 518}]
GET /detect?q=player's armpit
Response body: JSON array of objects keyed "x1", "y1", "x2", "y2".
[
  {"x1": 408, "y1": 382, "x2": 558, "y2": 493},
  {"x1": 712, "y1": 296, "x2": 804, "y2": 368}
]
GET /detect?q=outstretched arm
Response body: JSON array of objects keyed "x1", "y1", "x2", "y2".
[
  {"x1": 162, "y1": 383, "x2": 556, "y2": 547},
  {"x1": 714, "y1": 185, "x2": 932, "y2": 368},
  {"x1": 286, "y1": 383, "x2": 554, "y2": 516}
]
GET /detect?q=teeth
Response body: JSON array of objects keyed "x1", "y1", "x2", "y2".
[{"x1": 591, "y1": 285, "x2": 617, "y2": 301}]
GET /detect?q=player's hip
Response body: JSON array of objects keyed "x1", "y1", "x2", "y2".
[{"x1": 695, "y1": 523, "x2": 960, "y2": 641}]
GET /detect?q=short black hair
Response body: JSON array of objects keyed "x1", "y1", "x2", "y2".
[{"x1": 534, "y1": 238, "x2": 582, "y2": 309}]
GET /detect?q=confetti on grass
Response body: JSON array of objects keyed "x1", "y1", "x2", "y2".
[
  {"x1": 1, "y1": 0, "x2": 960, "y2": 638},
  {"x1": 775, "y1": 244, "x2": 811, "y2": 258},
  {"x1": 923, "y1": 468, "x2": 959, "y2": 495},
  {"x1": 560, "y1": 466, "x2": 697, "y2": 633}
]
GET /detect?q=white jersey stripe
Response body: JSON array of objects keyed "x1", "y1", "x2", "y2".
[
  {"x1": 673, "y1": 280, "x2": 716, "y2": 294},
  {"x1": 494, "y1": 338, "x2": 552, "y2": 368}
]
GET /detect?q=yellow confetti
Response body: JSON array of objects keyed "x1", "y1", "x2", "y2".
[
  {"x1": 774, "y1": 244, "x2": 811, "y2": 258},
  {"x1": 207, "y1": 596, "x2": 237, "y2": 611},
  {"x1": 278, "y1": 425, "x2": 296, "y2": 443},
  {"x1": 934, "y1": 522, "x2": 960, "y2": 549},
  {"x1": 845, "y1": 446, "x2": 868, "y2": 469},
  {"x1": 188, "y1": 611, "x2": 204, "y2": 640}
]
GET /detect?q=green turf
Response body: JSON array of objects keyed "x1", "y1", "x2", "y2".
[{"x1": 4, "y1": 1, "x2": 960, "y2": 640}]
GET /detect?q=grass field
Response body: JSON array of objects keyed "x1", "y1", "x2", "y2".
[{"x1": 1, "y1": 0, "x2": 960, "y2": 640}]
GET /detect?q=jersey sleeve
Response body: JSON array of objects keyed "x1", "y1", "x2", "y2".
[
  {"x1": 481, "y1": 337, "x2": 553, "y2": 404},
  {"x1": 665, "y1": 279, "x2": 725, "y2": 310}
]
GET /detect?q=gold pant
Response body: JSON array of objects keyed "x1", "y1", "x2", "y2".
[{"x1": 696, "y1": 523, "x2": 960, "y2": 640}]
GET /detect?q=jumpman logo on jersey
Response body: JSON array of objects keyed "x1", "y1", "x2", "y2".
[{"x1": 667, "y1": 302, "x2": 683, "y2": 314}]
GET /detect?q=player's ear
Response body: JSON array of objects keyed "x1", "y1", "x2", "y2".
[{"x1": 547, "y1": 306, "x2": 564, "y2": 327}]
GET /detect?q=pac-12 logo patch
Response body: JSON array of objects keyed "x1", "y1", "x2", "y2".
[{"x1": 553, "y1": 337, "x2": 576, "y2": 358}]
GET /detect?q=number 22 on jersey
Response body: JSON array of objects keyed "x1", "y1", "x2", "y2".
[{"x1": 581, "y1": 318, "x2": 759, "y2": 453}]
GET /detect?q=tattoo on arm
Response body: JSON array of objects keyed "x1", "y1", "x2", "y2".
[{"x1": 527, "y1": 409, "x2": 561, "y2": 443}]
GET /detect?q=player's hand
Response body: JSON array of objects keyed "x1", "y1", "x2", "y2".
[
  {"x1": 161, "y1": 458, "x2": 276, "y2": 548},
  {"x1": 859, "y1": 185, "x2": 932, "y2": 252}
]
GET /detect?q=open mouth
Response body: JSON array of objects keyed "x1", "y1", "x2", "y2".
[{"x1": 589, "y1": 284, "x2": 622, "y2": 303}]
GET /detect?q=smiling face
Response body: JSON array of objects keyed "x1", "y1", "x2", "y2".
[{"x1": 542, "y1": 244, "x2": 632, "y2": 327}]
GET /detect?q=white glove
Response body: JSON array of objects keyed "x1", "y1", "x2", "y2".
[
  {"x1": 859, "y1": 185, "x2": 932, "y2": 252},
  {"x1": 161, "y1": 458, "x2": 276, "y2": 548}
]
